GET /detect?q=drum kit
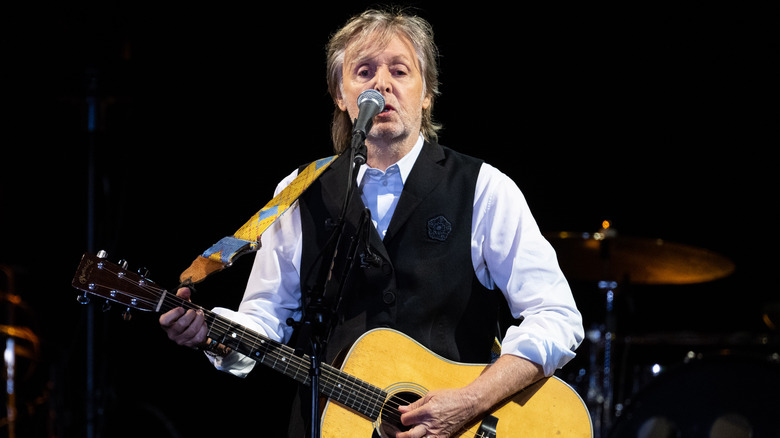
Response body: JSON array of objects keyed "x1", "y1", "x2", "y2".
[{"x1": 546, "y1": 225, "x2": 780, "y2": 438}]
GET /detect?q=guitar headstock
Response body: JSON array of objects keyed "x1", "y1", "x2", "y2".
[{"x1": 72, "y1": 251, "x2": 166, "y2": 314}]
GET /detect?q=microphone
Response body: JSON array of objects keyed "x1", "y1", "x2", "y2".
[{"x1": 352, "y1": 89, "x2": 385, "y2": 139}]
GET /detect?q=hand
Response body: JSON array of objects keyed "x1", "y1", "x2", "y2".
[
  {"x1": 396, "y1": 388, "x2": 479, "y2": 438},
  {"x1": 159, "y1": 287, "x2": 208, "y2": 348}
]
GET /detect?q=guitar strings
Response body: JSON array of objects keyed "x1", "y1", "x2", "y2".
[
  {"x1": 106, "y1": 267, "x2": 416, "y2": 425},
  {"x1": 107, "y1": 270, "x2": 427, "y2": 427},
  {"x1": 196, "y1": 305, "x2": 416, "y2": 421},
  {"x1": 105, "y1": 268, "x2": 493, "y2": 433},
  {"x1": 106, "y1": 269, "x2": 386, "y2": 416},
  {"x1": 181, "y1": 293, "x2": 416, "y2": 425}
]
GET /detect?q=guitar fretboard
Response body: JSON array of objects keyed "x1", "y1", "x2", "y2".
[{"x1": 159, "y1": 292, "x2": 388, "y2": 421}]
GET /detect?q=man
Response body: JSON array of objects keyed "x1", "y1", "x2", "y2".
[{"x1": 160, "y1": 8, "x2": 583, "y2": 438}]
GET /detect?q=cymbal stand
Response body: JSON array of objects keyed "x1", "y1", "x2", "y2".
[
  {"x1": 2, "y1": 265, "x2": 17, "y2": 438},
  {"x1": 586, "y1": 280, "x2": 618, "y2": 438}
]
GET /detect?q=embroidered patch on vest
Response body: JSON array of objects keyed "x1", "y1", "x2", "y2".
[{"x1": 427, "y1": 215, "x2": 452, "y2": 241}]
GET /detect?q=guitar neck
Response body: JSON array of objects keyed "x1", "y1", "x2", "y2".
[
  {"x1": 161, "y1": 294, "x2": 387, "y2": 421},
  {"x1": 72, "y1": 252, "x2": 386, "y2": 422}
]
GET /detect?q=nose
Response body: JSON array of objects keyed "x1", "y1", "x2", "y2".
[{"x1": 373, "y1": 66, "x2": 392, "y2": 94}]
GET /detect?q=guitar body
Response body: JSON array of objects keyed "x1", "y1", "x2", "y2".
[{"x1": 321, "y1": 328, "x2": 592, "y2": 437}]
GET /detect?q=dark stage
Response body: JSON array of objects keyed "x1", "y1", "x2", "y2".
[{"x1": 2, "y1": 3, "x2": 777, "y2": 437}]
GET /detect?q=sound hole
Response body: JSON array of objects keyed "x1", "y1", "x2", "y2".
[{"x1": 376, "y1": 391, "x2": 422, "y2": 438}]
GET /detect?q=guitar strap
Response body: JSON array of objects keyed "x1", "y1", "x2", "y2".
[{"x1": 179, "y1": 155, "x2": 338, "y2": 286}]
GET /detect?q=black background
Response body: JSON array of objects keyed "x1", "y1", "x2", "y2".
[{"x1": 2, "y1": 2, "x2": 777, "y2": 437}]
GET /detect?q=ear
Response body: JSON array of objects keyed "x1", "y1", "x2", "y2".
[
  {"x1": 422, "y1": 94, "x2": 432, "y2": 110},
  {"x1": 336, "y1": 88, "x2": 347, "y2": 112}
]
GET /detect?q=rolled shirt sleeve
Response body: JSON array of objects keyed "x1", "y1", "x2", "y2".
[{"x1": 472, "y1": 163, "x2": 584, "y2": 376}]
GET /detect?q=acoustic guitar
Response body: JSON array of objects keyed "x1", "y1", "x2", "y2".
[{"x1": 72, "y1": 252, "x2": 592, "y2": 437}]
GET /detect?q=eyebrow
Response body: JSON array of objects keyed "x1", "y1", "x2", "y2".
[{"x1": 351, "y1": 54, "x2": 416, "y2": 72}]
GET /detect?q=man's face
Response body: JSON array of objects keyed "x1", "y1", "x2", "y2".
[{"x1": 338, "y1": 33, "x2": 431, "y2": 146}]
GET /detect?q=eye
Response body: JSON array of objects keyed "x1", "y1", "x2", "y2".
[
  {"x1": 391, "y1": 64, "x2": 411, "y2": 77},
  {"x1": 356, "y1": 65, "x2": 373, "y2": 79}
]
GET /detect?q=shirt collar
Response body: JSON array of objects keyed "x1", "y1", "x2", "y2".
[{"x1": 357, "y1": 133, "x2": 425, "y2": 185}]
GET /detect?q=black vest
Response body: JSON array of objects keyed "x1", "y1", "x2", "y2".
[{"x1": 297, "y1": 142, "x2": 501, "y2": 364}]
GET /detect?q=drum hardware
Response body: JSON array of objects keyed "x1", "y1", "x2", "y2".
[
  {"x1": 607, "y1": 352, "x2": 780, "y2": 437},
  {"x1": 546, "y1": 225, "x2": 736, "y2": 437},
  {"x1": 582, "y1": 280, "x2": 619, "y2": 437},
  {"x1": 1, "y1": 265, "x2": 41, "y2": 438},
  {"x1": 763, "y1": 299, "x2": 780, "y2": 331}
]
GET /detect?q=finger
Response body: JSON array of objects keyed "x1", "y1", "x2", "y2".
[
  {"x1": 401, "y1": 393, "x2": 428, "y2": 412},
  {"x1": 176, "y1": 286, "x2": 192, "y2": 301},
  {"x1": 400, "y1": 395, "x2": 430, "y2": 426},
  {"x1": 173, "y1": 309, "x2": 207, "y2": 346},
  {"x1": 186, "y1": 309, "x2": 208, "y2": 346},
  {"x1": 161, "y1": 308, "x2": 200, "y2": 342},
  {"x1": 395, "y1": 424, "x2": 428, "y2": 438},
  {"x1": 159, "y1": 306, "x2": 185, "y2": 329},
  {"x1": 159, "y1": 287, "x2": 194, "y2": 329}
]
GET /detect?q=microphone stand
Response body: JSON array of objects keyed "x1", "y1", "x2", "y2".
[{"x1": 301, "y1": 119, "x2": 369, "y2": 438}]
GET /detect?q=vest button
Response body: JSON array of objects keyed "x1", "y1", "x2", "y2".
[
  {"x1": 381, "y1": 263, "x2": 393, "y2": 275},
  {"x1": 382, "y1": 290, "x2": 396, "y2": 304}
]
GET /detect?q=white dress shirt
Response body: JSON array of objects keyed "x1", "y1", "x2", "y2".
[{"x1": 209, "y1": 135, "x2": 584, "y2": 378}]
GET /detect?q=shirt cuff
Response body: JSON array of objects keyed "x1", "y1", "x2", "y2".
[
  {"x1": 204, "y1": 349, "x2": 256, "y2": 378},
  {"x1": 499, "y1": 325, "x2": 577, "y2": 377}
]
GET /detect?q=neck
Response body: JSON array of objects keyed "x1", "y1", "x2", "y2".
[{"x1": 365, "y1": 133, "x2": 418, "y2": 171}]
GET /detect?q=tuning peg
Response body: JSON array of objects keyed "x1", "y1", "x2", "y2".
[
  {"x1": 122, "y1": 308, "x2": 132, "y2": 321},
  {"x1": 118, "y1": 259, "x2": 129, "y2": 270},
  {"x1": 137, "y1": 267, "x2": 150, "y2": 278},
  {"x1": 76, "y1": 294, "x2": 90, "y2": 304},
  {"x1": 102, "y1": 300, "x2": 112, "y2": 312},
  {"x1": 96, "y1": 250, "x2": 108, "y2": 259}
]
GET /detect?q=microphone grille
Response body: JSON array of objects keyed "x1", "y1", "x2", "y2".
[{"x1": 357, "y1": 89, "x2": 385, "y2": 108}]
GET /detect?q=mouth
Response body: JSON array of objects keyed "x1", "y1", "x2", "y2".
[{"x1": 378, "y1": 104, "x2": 395, "y2": 116}]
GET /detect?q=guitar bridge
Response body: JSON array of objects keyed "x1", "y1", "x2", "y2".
[{"x1": 475, "y1": 414, "x2": 498, "y2": 438}]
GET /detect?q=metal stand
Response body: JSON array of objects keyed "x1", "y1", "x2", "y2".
[
  {"x1": 296, "y1": 134, "x2": 367, "y2": 438},
  {"x1": 1, "y1": 266, "x2": 18, "y2": 438},
  {"x1": 585, "y1": 280, "x2": 617, "y2": 438},
  {"x1": 1, "y1": 266, "x2": 42, "y2": 438},
  {"x1": 85, "y1": 67, "x2": 99, "y2": 438}
]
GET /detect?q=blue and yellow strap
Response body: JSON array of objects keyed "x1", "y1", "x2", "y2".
[{"x1": 179, "y1": 155, "x2": 337, "y2": 285}]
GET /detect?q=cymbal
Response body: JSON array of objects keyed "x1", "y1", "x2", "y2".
[{"x1": 546, "y1": 231, "x2": 735, "y2": 285}]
